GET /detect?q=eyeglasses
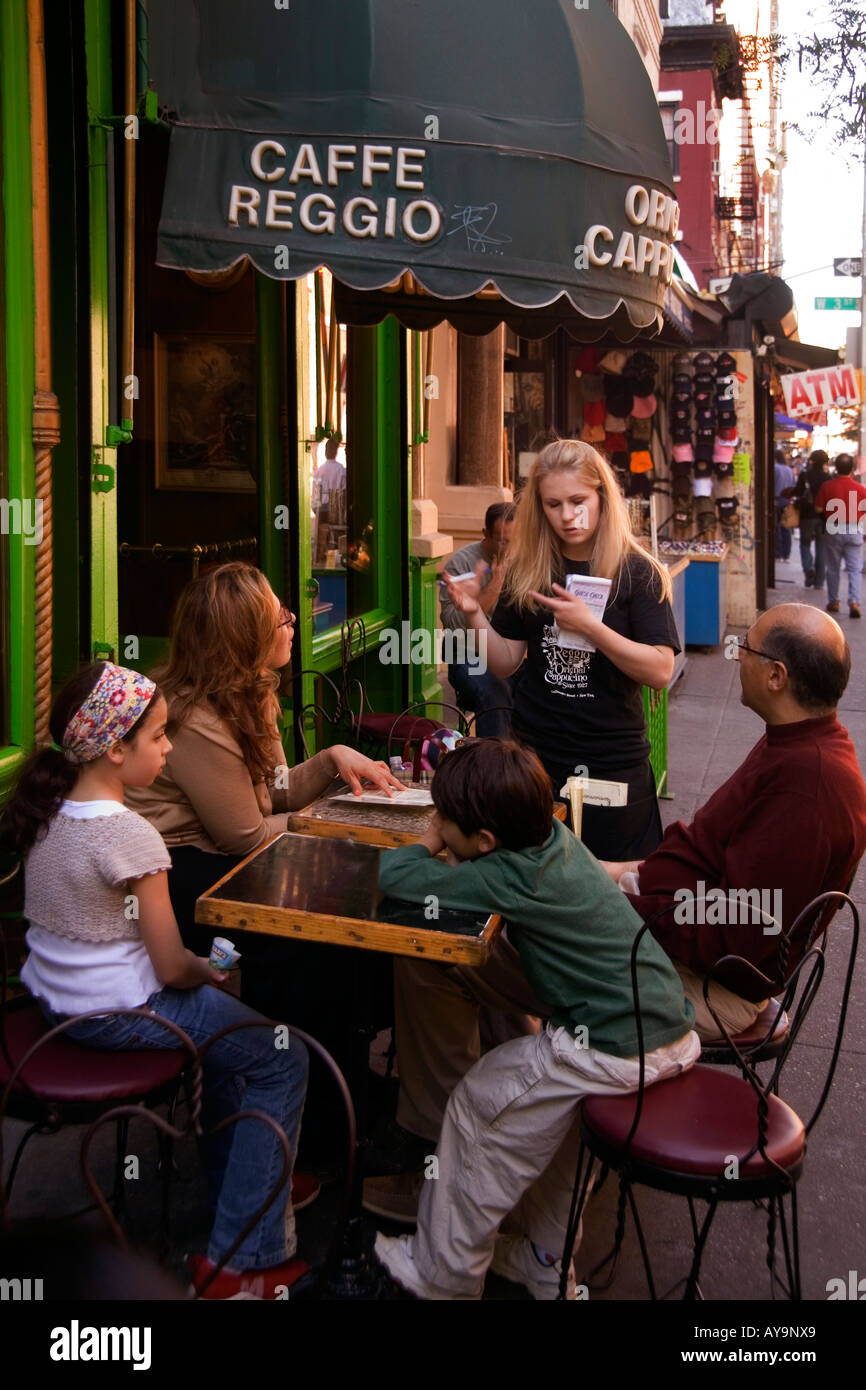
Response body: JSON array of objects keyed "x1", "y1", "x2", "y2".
[
  {"x1": 736, "y1": 634, "x2": 784, "y2": 664},
  {"x1": 277, "y1": 605, "x2": 296, "y2": 628}
]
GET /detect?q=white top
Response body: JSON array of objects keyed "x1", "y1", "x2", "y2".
[{"x1": 21, "y1": 800, "x2": 164, "y2": 1016}]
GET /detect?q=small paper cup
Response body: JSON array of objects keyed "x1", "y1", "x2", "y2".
[{"x1": 209, "y1": 936, "x2": 241, "y2": 973}]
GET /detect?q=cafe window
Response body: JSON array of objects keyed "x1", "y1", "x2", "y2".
[{"x1": 302, "y1": 271, "x2": 377, "y2": 636}]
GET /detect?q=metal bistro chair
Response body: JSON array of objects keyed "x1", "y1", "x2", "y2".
[
  {"x1": 0, "y1": 999, "x2": 193, "y2": 1246},
  {"x1": 79, "y1": 1018, "x2": 357, "y2": 1298},
  {"x1": 699, "y1": 877, "x2": 857, "y2": 1068},
  {"x1": 0, "y1": 858, "x2": 191, "y2": 1243},
  {"x1": 559, "y1": 891, "x2": 859, "y2": 1301}
]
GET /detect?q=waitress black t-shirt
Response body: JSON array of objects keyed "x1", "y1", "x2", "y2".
[{"x1": 492, "y1": 552, "x2": 681, "y2": 774}]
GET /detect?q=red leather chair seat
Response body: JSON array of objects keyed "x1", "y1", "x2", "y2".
[
  {"x1": 581, "y1": 1065, "x2": 805, "y2": 1178},
  {"x1": 0, "y1": 1002, "x2": 186, "y2": 1104}
]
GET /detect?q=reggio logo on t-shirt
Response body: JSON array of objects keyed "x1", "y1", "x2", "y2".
[{"x1": 541, "y1": 627, "x2": 592, "y2": 696}]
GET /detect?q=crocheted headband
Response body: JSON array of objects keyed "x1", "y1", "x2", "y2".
[{"x1": 62, "y1": 663, "x2": 157, "y2": 765}]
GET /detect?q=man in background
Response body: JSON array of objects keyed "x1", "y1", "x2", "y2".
[
  {"x1": 815, "y1": 453, "x2": 866, "y2": 619},
  {"x1": 774, "y1": 448, "x2": 795, "y2": 562},
  {"x1": 440, "y1": 502, "x2": 516, "y2": 737}
]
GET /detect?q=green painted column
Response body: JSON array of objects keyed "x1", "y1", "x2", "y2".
[
  {"x1": 256, "y1": 273, "x2": 283, "y2": 597},
  {"x1": 0, "y1": 0, "x2": 36, "y2": 797},
  {"x1": 85, "y1": 0, "x2": 119, "y2": 661}
]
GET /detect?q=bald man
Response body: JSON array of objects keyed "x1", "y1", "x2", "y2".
[{"x1": 605, "y1": 604, "x2": 866, "y2": 1038}]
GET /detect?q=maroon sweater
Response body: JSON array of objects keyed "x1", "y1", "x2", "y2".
[{"x1": 626, "y1": 715, "x2": 866, "y2": 997}]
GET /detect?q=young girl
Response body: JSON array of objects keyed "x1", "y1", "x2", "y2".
[
  {"x1": 0, "y1": 662, "x2": 310, "y2": 1299},
  {"x1": 444, "y1": 440, "x2": 680, "y2": 860}
]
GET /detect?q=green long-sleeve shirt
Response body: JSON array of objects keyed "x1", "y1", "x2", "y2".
[{"x1": 379, "y1": 820, "x2": 694, "y2": 1058}]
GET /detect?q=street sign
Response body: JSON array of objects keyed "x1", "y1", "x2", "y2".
[
  {"x1": 815, "y1": 296, "x2": 858, "y2": 310},
  {"x1": 834, "y1": 257, "x2": 862, "y2": 277}
]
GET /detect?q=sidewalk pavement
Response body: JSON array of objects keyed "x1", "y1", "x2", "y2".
[
  {"x1": 3, "y1": 551, "x2": 864, "y2": 1301},
  {"x1": 573, "y1": 548, "x2": 866, "y2": 1301}
]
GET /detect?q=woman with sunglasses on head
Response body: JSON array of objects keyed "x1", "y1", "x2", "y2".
[{"x1": 127, "y1": 561, "x2": 401, "y2": 945}]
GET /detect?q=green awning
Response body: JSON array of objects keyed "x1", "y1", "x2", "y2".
[{"x1": 150, "y1": 0, "x2": 678, "y2": 338}]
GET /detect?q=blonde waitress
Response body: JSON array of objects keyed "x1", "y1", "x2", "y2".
[{"x1": 444, "y1": 440, "x2": 679, "y2": 860}]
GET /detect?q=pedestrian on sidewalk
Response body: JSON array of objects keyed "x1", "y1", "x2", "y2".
[
  {"x1": 783, "y1": 449, "x2": 829, "y2": 589},
  {"x1": 815, "y1": 454, "x2": 866, "y2": 619},
  {"x1": 774, "y1": 448, "x2": 795, "y2": 562}
]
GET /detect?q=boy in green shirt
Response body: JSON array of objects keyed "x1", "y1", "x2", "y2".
[{"x1": 374, "y1": 739, "x2": 697, "y2": 1300}]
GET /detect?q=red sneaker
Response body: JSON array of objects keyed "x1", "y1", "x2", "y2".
[
  {"x1": 291, "y1": 1171, "x2": 321, "y2": 1211},
  {"x1": 189, "y1": 1253, "x2": 310, "y2": 1300}
]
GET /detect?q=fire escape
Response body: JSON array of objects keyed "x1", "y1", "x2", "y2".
[{"x1": 715, "y1": 33, "x2": 769, "y2": 274}]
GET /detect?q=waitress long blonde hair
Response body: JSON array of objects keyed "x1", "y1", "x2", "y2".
[{"x1": 503, "y1": 440, "x2": 672, "y2": 611}]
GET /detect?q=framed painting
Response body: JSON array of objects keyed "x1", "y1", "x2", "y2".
[{"x1": 153, "y1": 332, "x2": 257, "y2": 492}]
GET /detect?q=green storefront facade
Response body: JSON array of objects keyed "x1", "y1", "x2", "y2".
[{"x1": 2, "y1": 0, "x2": 679, "y2": 795}]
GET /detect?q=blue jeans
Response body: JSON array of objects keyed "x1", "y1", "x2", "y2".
[
  {"x1": 824, "y1": 531, "x2": 864, "y2": 606},
  {"x1": 51, "y1": 986, "x2": 308, "y2": 1272},
  {"x1": 449, "y1": 663, "x2": 515, "y2": 739},
  {"x1": 798, "y1": 518, "x2": 826, "y2": 587},
  {"x1": 776, "y1": 505, "x2": 792, "y2": 560}
]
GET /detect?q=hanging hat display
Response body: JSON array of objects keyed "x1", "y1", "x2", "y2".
[
  {"x1": 629, "y1": 449, "x2": 653, "y2": 473},
  {"x1": 671, "y1": 442, "x2": 695, "y2": 464},
  {"x1": 605, "y1": 380, "x2": 635, "y2": 418},
  {"x1": 716, "y1": 352, "x2": 737, "y2": 375},
  {"x1": 692, "y1": 476, "x2": 714, "y2": 498},
  {"x1": 630, "y1": 395, "x2": 657, "y2": 421},
  {"x1": 575, "y1": 347, "x2": 602, "y2": 375},
  {"x1": 605, "y1": 431, "x2": 628, "y2": 453},
  {"x1": 599, "y1": 349, "x2": 629, "y2": 374},
  {"x1": 717, "y1": 495, "x2": 739, "y2": 525},
  {"x1": 583, "y1": 398, "x2": 607, "y2": 426},
  {"x1": 581, "y1": 373, "x2": 605, "y2": 402}
]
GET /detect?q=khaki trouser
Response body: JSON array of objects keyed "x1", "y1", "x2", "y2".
[
  {"x1": 412, "y1": 1025, "x2": 701, "y2": 1298},
  {"x1": 674, "y1": 961, "x2": 764, "y2": 1042}
]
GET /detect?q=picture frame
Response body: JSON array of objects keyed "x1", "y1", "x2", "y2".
[{"x1": 153, "y1": 331, "x2": 257, "y2": 492}]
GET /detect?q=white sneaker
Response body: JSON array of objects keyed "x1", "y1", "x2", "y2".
[
  {"x1": 489, "y1": 1235, "x2": 579, "y2": 1301},
  {"x1": 374, "y1": 1233, "x2": 450, "y2": 1300}
]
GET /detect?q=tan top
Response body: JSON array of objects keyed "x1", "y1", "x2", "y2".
[{"x1": 126, "y1": 702, "x2": 314, "y2": 856}]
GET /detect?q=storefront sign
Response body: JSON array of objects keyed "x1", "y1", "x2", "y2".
[
  {"x1": 781, "y1": 364, "x2": 862, "y2": 418},
  {"x1": 228, "y1": 141, "x2": 442, "y2": 244}
]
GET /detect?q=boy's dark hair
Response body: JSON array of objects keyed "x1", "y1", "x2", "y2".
[
  {"x1": 834, "y1": 453, "x2": 855, "y2": 476},
  {"x1": 324, "y1": 435, "x2": 342, "y2": 460},
  {"x1": 431, "y1": 738, "x2": 553, "y2": 850},
  {"x1": 809, "y1": 450, "x2": 829, "y2": 468},
  {"x1": 484, "y1": 501, "x2": 516, "y2": 533}
]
